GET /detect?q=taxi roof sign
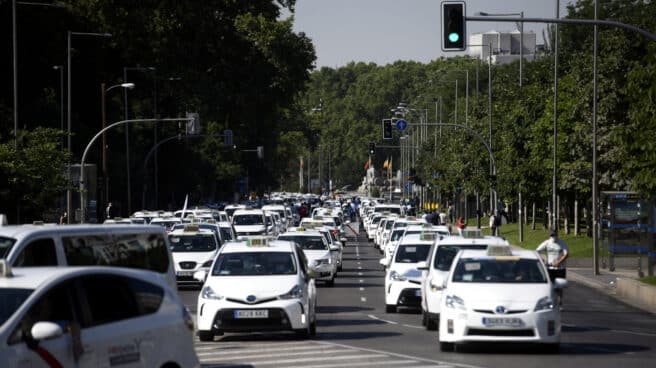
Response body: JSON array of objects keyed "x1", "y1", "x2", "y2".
[
  {"x1": 486, "y1": 245, "x2": 513, "y2": 257},
  {"x1": 419, "y1": 232, "x2": 437, "y2": 241},
  {"x1": 0, "y1": 260, "x2": 13, "y2": 277},
  {"x1": 246, "y1": 237, "x2": 269, "y2": 247},
  {"x1": 183, "y1": 224, "x2": 200, "y2": 232}
]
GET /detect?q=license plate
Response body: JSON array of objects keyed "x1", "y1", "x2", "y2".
[
  {"x1": 234, "y1": 310, "x2": 269, "y2": 319},
  {"x1": 176, "y1": 271, "x2": 193, "y2": 277},
  {"x1": 482, "y1": 317, "x2": 523, "y2": 327},
  {"x1": 415, "y1": 289, "x2": 422, "y2": 297}
]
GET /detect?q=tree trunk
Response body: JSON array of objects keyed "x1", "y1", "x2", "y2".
[
  {"x1": 531, "y1": 202, "x2": 536, "y2": 230},
  {"x1": 574, "y1": 199, "x2": 579, "y2": 236}
]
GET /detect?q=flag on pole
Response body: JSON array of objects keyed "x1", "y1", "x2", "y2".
[
  {"x1": 388, "y1": 157, "x2": 392, "y2": 172},
  {"x1": 364, "y1": 158, "x2": 370, "y2": 170},
  {"x1": 382, "y1": 158, "x2": 389, "y2": 170}
]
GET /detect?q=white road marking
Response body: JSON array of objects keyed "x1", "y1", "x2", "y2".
[
  {"x1": 300, "y1": 360, "x2": 419, "y2": 368},
  {"x1": 360, "y1": 287, "x2": 365, "y2": 291},
  {"x1": 358, "y1": 272, "x2": 363, "y2": 276},
  {"x1": 610, "y1": 329, "x2": 656, "y2": 337},
  {"x1": 359, "y1": 279, "x2": 364, "y2": 283},
  {"x1": 361, "y1": 297, "x2": 367, "y2": 302},
  {"x1": 224, "y1": 354, "x2": 384, "y2": 366},
  {"x1": 368, "y1": 314, "x2": 398, "y2": 325}
]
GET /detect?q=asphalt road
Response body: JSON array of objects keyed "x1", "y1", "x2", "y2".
[{"x1": 179, "y1": 231, "x2": 656, "y2": 368}]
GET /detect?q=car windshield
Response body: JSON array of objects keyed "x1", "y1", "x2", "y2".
[
  {"x1": 390, "y1": 230, "x2": 405, "y2": 242},
  {"x1": 212, "y1": 252, "x2": 297, "y2": 276},
  {"x1": 0, "y1": 236, "x2": 17, "y2": 259},
  {"x1": 278, "y1": 235, "x2": 328, "y2": 250},
  {"x1": 394, "y1": 243, "x2": 432, "y2": 263},
  {"x1": 393, "y1": 222, "x2": 408, "y2": 229},
  {"x1": 452, "y1": 258, "x2": 548, "y2": 283},
  {"x1": 233, "y1": 214, "x2": 264, "y2": 226},
  {"x1": 168, "y1": 235, "x2": 217, "y2": 252},
  {"x1": 433, "y1": 244, "x2": 487, "y2": 271},
  {"x1": 385, "y1": 221, "x2": 395, "y2": 230},
  {"x1": 0, "y1": 288, "x2": 34, "y2": 326}
]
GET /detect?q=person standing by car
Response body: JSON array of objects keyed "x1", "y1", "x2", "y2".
[
  {"x1": 536, "y1": 229, "x2": 569, "y2": 306},
  {"x1": 489, "y1": 212, "x2": 497, "y2": 236}
]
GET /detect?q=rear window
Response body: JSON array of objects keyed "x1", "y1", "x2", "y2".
[
  {"x1": 63, "y1": 232, "x2": 170, "y2": 273},
  {"x1": 232, "y1": 214, "x2": 264, "y2": 226},
  {"x1": 433, "y1": 244, "x2": 494, "y2": 271},
  {"x1": 0, "y1": 288, "x2": 33, "y2": 326}
]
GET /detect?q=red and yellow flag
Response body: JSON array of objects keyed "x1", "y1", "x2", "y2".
[{"x1": 364, "y1": 158, "x2": 370, "y2": 170}]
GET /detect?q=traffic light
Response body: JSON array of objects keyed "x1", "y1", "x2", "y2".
[
  {"x1": 382, "y1": 119, "x2": 393, "y2": 140},
  {"x1": 368, "y1": 142, "x2": 376, "y2": 155},
  {"x1": 441, "y1": 1, "x2": 466, "y2": 51}
]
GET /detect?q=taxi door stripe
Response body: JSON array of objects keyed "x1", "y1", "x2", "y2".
[{"x1": 33, "y1": 346, "x2": 64, "y2": 368}]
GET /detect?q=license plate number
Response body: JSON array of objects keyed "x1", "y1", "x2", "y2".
[
  {"x1": 482, "y1": 317, "x2": 522, "y2": 327},
  {"x1": 176, "y1": 271, "x2": 193, "y2": 277},
  {"x1": 234, "y1": 310, "x2": 268, "y2": 319}
]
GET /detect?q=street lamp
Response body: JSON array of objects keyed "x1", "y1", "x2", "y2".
[
  {"x1": 123, "y1": 66, "x2": 156, "y2": 215},
  {"x1": 67, "y1": 31, "x2": 112, "y2": 223},
  {"x1": 477, "y1": 11, "x2": 524, "y2": 87},
  {"x1": 53, "y1": 65, "x2": 64, "y2": 151},
  {"x1": 101, "y1": 82, "x2": 135, "y2": 219}
]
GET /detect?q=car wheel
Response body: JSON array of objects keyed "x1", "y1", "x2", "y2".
[
  {"x1": 326, "y1": 278, "x2": 335, "y2": 287},
  {"x1": 198, "y1": 330, "x2": 214, "y2": 342},
  {"x1": 440, "y1": 341, "x2": 455, "y2": 352},
  {"x1": 426, "y1": 315, "x2": 438, "y2": 331},
  {"x1": 309, "y1": 319, "x2": 317, "y2": 336},
  {"x1": 421, "y1": 310, "x2": 428, "y2": 326},
  {"x1": 385, "y1": 304, "x2": 396, "y2": 313},
  {"x1": 337, "y1": 264, "x2": 343, "y2": 272}
]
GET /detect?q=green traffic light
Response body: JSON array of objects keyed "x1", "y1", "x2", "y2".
[{"x1": 448, "y1": 32, "x2": 460, "y2": 43}]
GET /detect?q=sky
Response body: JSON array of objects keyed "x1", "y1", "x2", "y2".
[{"x1": 286, "y1": 0, "x2": 576, "y2": 68}]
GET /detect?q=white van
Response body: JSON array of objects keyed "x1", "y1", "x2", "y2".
[{"x1": 0, "y1": 224, "x2": 176, "y2": 289}]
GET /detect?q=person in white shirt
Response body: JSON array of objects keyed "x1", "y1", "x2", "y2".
[{"x1": 536, "y1": 229, "x2": 569, "y2": 306}]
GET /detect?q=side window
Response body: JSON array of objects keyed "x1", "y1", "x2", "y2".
[
  {"x1": 9, "y1": 281, "x2": 76, "y2": 345},
  {"x1": 14, "y1": 238, "x2": 58, "y2": 266},
  {"x1": 78, "y1": 275, "x2": 163, "y2": 328},
  {"x1": 113, "y1": 233, "x2": 170, "y2": 273}
]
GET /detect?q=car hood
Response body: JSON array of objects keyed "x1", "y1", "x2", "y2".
[
  {"x1": 302, "y1": 249, "x2": 331, "y2": 262},
  {"x1": 171, "y1": 251, "x2": 216, "y2": 263},
  {"x1": 206, "y1": 275, "x2": 299, "y2": 300},
  {"x1": 447, "y1": 283, "x2": 552, "y2": 308},
  {"x1": 233, "y1": 225, "x2": 266, "y2": 232}
]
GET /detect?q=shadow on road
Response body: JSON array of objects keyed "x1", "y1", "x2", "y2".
[
  {"x1": 316, "y1": 305, "x2": 375, "y2": 313},
  {"x1": 452, "y1": 342, "x2": 649, "y2": 355},
  {"x1": 317, "y1": 318, "x2": 387, "y2": 327}
]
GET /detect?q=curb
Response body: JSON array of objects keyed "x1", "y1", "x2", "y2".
[{"x1": 568, "y1": 271, "x2": 656, "y2": 315}]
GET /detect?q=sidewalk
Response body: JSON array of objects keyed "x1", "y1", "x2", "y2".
[{"x1": 567, "y1": 265, "x2": 656, "y2": 315}]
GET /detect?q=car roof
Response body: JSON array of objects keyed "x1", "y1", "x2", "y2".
[
  {"x1": 435, "y1": 235, "x2": 510, "y2": 246},
  {"x1": 280, "y1": 229, "x2": 323, "y2": 237},
  {"x1": 459, "y1": 247, "x2": 539, "y2": 260},
  {"x1": 0, "y1": 224, "x2": 164, "y2": 239},
  {"x1": 0, "y1": 265, "x2": 166, "y2": 290},
  {"x1": 399, "y1": 233, "x2": 437, "y2": 245},
  {"x1": 221, "y1": 239, "x2": 295, "y2": 253},
  {"x1": 232, "y1": 209, "x2": 264, "y2": 215}
]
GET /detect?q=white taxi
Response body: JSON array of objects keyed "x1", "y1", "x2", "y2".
[
  {"x1": 168, "y1": 224, "x2": 221, "y2": 286},
  {"x1": 438, "y1": 246, "x2": 567, "y2": 352},
  {"x1": 381, "y1": 233, "x2": 435, "y2": 313},
  {"x1": 0, "y1": 261, "x2": 199, "y2": 367},
  {"x1": 194, "y1": 238, "x2": 317, "y2": 341},
  {"x1": 420, "y1": 230, "x2": 510, "y2": 330},
  {"x1": 278, "y1": 229, "x2": 338, "y2": 286}
]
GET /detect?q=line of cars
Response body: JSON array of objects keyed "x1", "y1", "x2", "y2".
[{"x1": 360, "y1": 200, "x2": 568, "y2": 353}]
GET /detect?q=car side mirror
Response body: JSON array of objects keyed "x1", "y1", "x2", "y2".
[
  {"x1": 31, "y1": 321, "x2": 64, "y2": 341},
  {"x1": 307, "y1": 269, "x2": 317, "y2": 279},
  {"x1": 379, "y1": 258, "x2": 389, "y2": 267},
  {"x1": 330, "y1": 246, "x2": 339, "y2": 252},
  {"x1": 430, "y1": 275, "x2": 447, "y2": 290},
  {"x1": 193, "y1": 270, "x2": 208, "y2": 283},
  {"x1": 416, "y1": 261, "x2": 428, "y2": 271},
  {"x1": 553, "y1": 278, "x2": 568, "y2": 289}
]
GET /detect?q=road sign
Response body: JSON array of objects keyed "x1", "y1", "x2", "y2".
[{"x1": 396, "y1": 119, "x2": 407, "y2": 131}]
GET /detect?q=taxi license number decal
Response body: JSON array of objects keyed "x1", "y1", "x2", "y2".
[
  {"x1": 234, "y1": 310, "x2": 269, "y2": 319},
  {"x1": 482, "y1": 317, "x2": 522, "y2": 327}
]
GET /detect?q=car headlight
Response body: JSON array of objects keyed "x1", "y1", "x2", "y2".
[
  {"x1": 200, "y1": 285, "x2": 224, "y2": 300},
  {"x1": 202, "y1": 260, "x2": 213, "y2": 268},
  {"x1": 278, "y1": 284, "x2": 303, "y2": 300},
  {"x1": 534, "y1": 296, "x2": 555, "y2": 312},
  {"x1": 314, "y1": 258, "x2": 331, "y2": 266},
  {"x1": 390, "y1": 270, "x2": 407, "y2": 282},
  {"x1": 445, "y1": 295, "x2": 465, "y2": 310}
]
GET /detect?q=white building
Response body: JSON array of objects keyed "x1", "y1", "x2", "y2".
[{"x1": 469, "y1": 30, "x2": 538, "y2": 64}]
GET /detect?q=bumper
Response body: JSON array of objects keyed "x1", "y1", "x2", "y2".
[
  {"x1": 175, "y1": 267, "x2": 208, "y2": 284},
  {"x1": 439, "y1": 308, "x2": 561, "y2": 344},
  {"x1": 197, "y1": 299, "x2": 309, "y2": 332},
  {"x1": 386, "y1": 280, "x2": 423, "y2": 307},
  {"x1": 311, "y1": 264, "x2": 335, "y2": 281}
]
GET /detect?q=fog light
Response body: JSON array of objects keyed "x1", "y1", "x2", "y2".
[
  {"x1": 447, "y1": 319, "x2": 454, "y2": 334},
  {"x1": 547, "y1": 320, "x2": 555, "y2": 336}
]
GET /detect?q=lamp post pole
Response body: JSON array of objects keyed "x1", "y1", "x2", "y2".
[
  {"x1": 67, "y1": 31, "x2": 111, "y2": 223},
  {"x1": 101, "y1": 82, "x2": 135, "y2": 220}
]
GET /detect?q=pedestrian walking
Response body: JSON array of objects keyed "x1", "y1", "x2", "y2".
[
  {"x1": 447, "y1": 204, "x2": 454, "y2": 223},
  {"x1": 105, "y1": 202, "x2": 114, "y2": 220},
  {"x1": 536, "y1": 229, "x2": 569, "y2": 307},
  {"x1": 59, "y1": 212, "x2": 67, "y2": 225},
  {"x1": 489, "y1": 212, "x2": 497, "y2": 236}
]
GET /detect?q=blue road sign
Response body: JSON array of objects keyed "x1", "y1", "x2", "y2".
[{"x1": 396, "y1": 119, "x2": 407, "y2": 131}]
